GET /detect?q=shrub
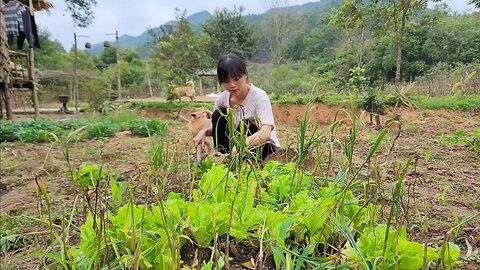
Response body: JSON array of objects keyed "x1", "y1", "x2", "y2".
[
  {"x1": 18, "y1": 119, "x2": 62, "y2": 143},
  {"x1": 59, "y1": 118, "x2": 91, "y2": 130},
  {"x1": 84, "y1": 122, "x2": 119, "y2": 139},
  {"x1": 127, "y1": 117, "x2": 168, "y2": 137},
  {"x1": 72, "y1": 163, "x2": 107, "y2": 190},
  {"x1": 97, "y1": 100, "x2": 117, "y2": 115},
  {"x1": 0, "y1": 121, "x2": 21, "y2": 142},
  {"x1": 361, "y1": 87, "x2": 385, "y2": 114},
  {"x1": 445, "y1": 130, "x2": 480, "y2": 155}
]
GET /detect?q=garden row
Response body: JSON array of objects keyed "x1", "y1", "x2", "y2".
[
  {"x1": 0, "y1": 115, "x2": 168, "y2": 143},
  {"x1": 66, "y1": 162, "x2": 460, "y2": 269}
]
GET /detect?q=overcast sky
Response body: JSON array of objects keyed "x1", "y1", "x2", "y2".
[{"x1": 35, "y1": 0, "x2": 474, "y2": 51}]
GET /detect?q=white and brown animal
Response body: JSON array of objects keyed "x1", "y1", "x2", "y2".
[
  {"x1": 174, "y1": 80, "x2": 196, "y2": 102},
  {"x1": 180, "y1": 109, "x2": 212, "y2": 164}
]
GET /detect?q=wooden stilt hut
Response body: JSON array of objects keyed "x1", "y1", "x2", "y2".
[{"x1": 0, "y1": 0, "x2": 53, "y2": 119}]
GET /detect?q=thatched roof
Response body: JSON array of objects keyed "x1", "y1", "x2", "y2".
[{"x1": 18, "y1": 0, "x2": 53, "y2": 11}]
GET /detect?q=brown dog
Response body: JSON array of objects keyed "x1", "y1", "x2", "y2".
[
  {"x1": 174, "y1": 81, "x2": 196, "y2": 102},
  {"x1": 180, "y1": 109, "x2": 212, "y2": 165}
]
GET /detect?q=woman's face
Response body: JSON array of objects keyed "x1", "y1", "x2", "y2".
[{"x1": 221, "y1": 74, "x2": 248, "y2": 96}]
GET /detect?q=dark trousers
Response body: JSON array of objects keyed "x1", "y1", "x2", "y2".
[
  {"x1": 212, "y1": 107, "x2": 275, "y2": 161},
  {"x1": 7, "y1": 34, "x2": 15, "y2": 47}
]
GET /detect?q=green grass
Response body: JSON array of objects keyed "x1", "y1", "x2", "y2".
[
  {"x1": 0, "y1": 111, "x2": 164, "y2": 143},
  {"x1": 125, "y1": 101, "x2": 213, "y2": 111},
  {"x1": 271, "y1": 92, "x2": 479, "y2": 110},
  {"x1": 269, "y1": 92, "x2": 361, "y2": 105},
  {"x1": 412, "y1": 95, "x2": 480, "y2": 110},
  {"x1": 316, "y1": 92, "x2": 362, "y2": 105},
  {"x1": 124, "y1": 93, "x2": 479, "y2": 111}
]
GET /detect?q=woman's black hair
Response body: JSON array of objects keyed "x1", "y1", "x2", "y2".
[{"x1": 217, "y1": 53, "x2": 247, "y2": 83}]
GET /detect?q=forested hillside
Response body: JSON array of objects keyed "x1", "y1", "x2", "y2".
[{"x1": 23, "y1": 0, "x2": 480, "y2": 103}]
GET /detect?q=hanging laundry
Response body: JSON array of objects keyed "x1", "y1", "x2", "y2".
[
  {"x1": 31, "y1": 15, "x2": 40, "y2": 48},
  {"x1": 3, "y1": 0, "x2": 24, "y2": 47},
  {"x1": 17, "y1": 6, "x2": 34, "y2": 50}
]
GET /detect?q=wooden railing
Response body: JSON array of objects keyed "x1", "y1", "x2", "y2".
[{"x1": 8, "y1": 50, "x2": 34, "y2": 90}]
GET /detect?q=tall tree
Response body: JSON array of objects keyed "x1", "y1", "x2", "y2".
[
  {"x1": 261, "y1": 0, "x2": 302, "y2": 65},
  {"x1": 330, "y1": 1, "x2": 375, "y2": 69},
  {"x1": 333, "y1": 0, "x2": 440, "y2": 87},
  {"x1": 152, "y1": 9, "x2": 211, "y2": 87},
  {"x1": 202, "y1": 6, "x2": 258, "y2": 60}
]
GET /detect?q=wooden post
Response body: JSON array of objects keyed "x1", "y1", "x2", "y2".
[
  {"x1": 29, "y1": 48, "x2": 39, "y2": 117},
  {"x1": 145, "y1": 57, "x2": 153, "y2": 97},
  {"x1": 2, "y1": 84, "x2": 13, "y2": 120},
  {"x1": 73, "y1": 32, "x2": 78, "y2": 113},
  {"x1": 1, "y1": 0, "x2": 13, "y2": 119},
  {"x1": 73, "y1": 33, "x2": 88, "y2": 113},
  {"x1": 28, "y1": 0, "x2": 39, "y2": 117},
  {"x1": 105, "y1": 31, "x2": 121, "y2": 98},
  {"x1": 198, "y1": 77, "x2": 203, "y2": 96},
  {"x1": 0, "y1": 85, "x2": 3, "y2": 119},
  {"x1": 115, "y1": 30, "x2": 121, "y2": 99}
]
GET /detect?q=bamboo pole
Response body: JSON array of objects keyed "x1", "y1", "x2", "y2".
[
  {"x1": 115, "y1": 30, "x2": 121, "y2": 99},
  {"x1": 2, "y1": 84, "x2": 13, "y2": 119},
  {"x1": 145, "y1": 57, "x2": 153, "y2": 97},
  {"x1": 1, "y1": 0, "x2": 13, "y2": 119},
  {"x1": 73, "y1": 32, "x2": 78, "y2": 113},
  {"x1": 29, "y1": 0, "x2": 39, "y2": 117}
]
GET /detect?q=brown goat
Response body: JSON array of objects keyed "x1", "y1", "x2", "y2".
[{"x1": 174, "y1": 81, "x2": 196, "y2": 102}]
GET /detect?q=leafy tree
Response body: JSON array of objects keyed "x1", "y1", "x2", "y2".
[
  {"x1": 470, "y1": 0, "x2": 480, "y2": 8},
  {"x1": 300, "y1": 17, "x2": 340, "y2": 60},
  {"x1": 388, "y1": 0, "x2": 441, "y2": 86},
  {"x1": 329, "y1": 0, "x2": 379, "y2": 87},
  {"x1": 34, "y1": 30, "x2": 69, "y2": 70},
  {"x1": 121, "y1": 48, "x2": 141, "y2": 64},
  {"x1": 330, "y1": 0, "x2": 376, "y2": 67},
  {"x1": 63, "y1": 0, "x2": 97, "y2": 27},
  {"x1": 362, "y1": 6, "x2": 455, "y2": 82},
  {"x1": 151, "y1": 9, "x2": 211, "y2": 92},
  {"x1": 202, "y1": 6, "x2": 258, "y2": 60},
  {"x1": 93, "y1": 48, "x2": 145, "y2": 94},
  {"x1": 365, "y1": 19, "x2": 436, "y2": 82},
  {"x1": 94, "y1": 47, "x2": 117, "y2": 70},
  {"x1": 332, "y1": 0, "x2": 440, "y2": 87},
  {"x1": 67, "y1": 49, "x2": 96, "y2": 71},
  {"x1": 401, "y1": 22, "x2": 432, "y2": 79},
  {"x1": 118, "y1": 60, "x2": 145, "y2": 91},
  {"x1": 425, "y1": 13, "x2": 480, "y2": 64}
]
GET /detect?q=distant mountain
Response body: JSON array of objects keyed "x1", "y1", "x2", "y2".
[
  {"x1": 87, "y1": 1, "x2": 335, "y2": 56},
  {"x1": 87, "y1": 11, "x2": 211, "y2": 55},
  {"x1": 244, "y1": 0, "x2": 337, "y2": 23}
]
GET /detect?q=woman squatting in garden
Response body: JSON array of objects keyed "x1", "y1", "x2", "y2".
[{"x1": 193, "y1": 53, "x2": 281, "y2": 161}]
